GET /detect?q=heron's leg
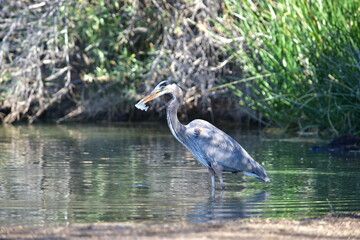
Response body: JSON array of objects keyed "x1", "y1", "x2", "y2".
[
  {"x1": 211, "y1": 163, "x2": 225, "y2": 189},
  {"x1": 208, "y1": 168, "x2": 216, "y2": 189}
]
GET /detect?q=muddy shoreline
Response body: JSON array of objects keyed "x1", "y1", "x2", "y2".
[{"x1": 1, "y1": 213, "x2": 359, "y2": 240}]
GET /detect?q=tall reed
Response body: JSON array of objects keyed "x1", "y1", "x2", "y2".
[{"x1": 216, "y1": 0, "x2": 360, "y2": 135}]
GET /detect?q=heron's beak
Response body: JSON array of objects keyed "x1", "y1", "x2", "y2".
[
  {"x1": 138, "y1": 90, "x2": 161, "y2": 104},
  {"x1": 135, "y1": 89, "x2": 161, "y2": 111}
]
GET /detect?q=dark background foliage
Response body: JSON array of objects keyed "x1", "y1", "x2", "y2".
[{"x1": 0, "y1": 0, "x2": 358, "y2": 136}]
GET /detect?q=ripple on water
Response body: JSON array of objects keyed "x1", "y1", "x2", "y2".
[{"x1": 0, "y1": 124, "x2": 359, "y2": 226}]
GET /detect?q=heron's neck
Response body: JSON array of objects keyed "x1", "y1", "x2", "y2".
[{"x1": 166, "y1": 89, "x2": 186, "y2": 144}]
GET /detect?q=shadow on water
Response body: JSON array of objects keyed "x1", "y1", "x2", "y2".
[{"x1": 0, "y1": 123, "x2": 359, "y2": 227}]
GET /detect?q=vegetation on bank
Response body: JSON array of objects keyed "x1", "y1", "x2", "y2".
[
  {"x1": 215, "y1": 0, "x2": 360, "y2": 135},
  {"x1": 0, "y1": 0, "x2": 359, "y2": 136}
]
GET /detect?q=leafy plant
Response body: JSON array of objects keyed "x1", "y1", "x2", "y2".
[{"x1": 216, "y1": 0, "x2": 360, "y2": 135}]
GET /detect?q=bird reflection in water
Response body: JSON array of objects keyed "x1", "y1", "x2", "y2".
[{"x1": 189, "y1": 191, "x2": 270, "y2": 222}]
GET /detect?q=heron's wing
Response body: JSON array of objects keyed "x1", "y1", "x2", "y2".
[
  {"x1": 185, "y1": 119, "x2": 248, "y2": 171},
  {"x1": 185, "y1": 119, "x2": 269, "y2": 181}
]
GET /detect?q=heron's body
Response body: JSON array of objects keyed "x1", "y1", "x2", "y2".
[{"x1": 135, "y1": 81, "x2": 270, "y2": 189}]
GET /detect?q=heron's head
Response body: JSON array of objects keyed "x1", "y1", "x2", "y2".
[{"x1": 135, "y1": 81, "x2": 178, "y2": 111}]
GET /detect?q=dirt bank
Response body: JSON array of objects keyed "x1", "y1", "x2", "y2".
[{"x1": 1, "y1": 213, "x2": 359, "y2": 240}]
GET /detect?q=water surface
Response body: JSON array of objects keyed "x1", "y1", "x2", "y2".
[{"x1": 0, "y1": 124, "x2": 359, "y2": 226}]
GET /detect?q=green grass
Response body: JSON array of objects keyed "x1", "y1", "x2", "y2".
[{"x1": 215, "y1": 0, "x2": 360, "y2": 135}]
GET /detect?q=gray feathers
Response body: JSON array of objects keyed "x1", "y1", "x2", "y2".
[
  {"x1": 185, "y1": 119, "x2": 270, "y2": 182},
  {"x1": 140, "y1": 81, "x2": 270, "y2": 188}
]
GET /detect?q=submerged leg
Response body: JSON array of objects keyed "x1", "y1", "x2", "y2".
[
  {"x1": 211, "y1": 163, "x2": 225, "y2": 189},
  {"x1": 208, "y1": 168, "x2": 216, "y2": 189}
]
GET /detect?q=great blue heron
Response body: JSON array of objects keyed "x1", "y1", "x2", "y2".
[{"x1": 135, "y1": 81, "x2": 270, "y2": 189}]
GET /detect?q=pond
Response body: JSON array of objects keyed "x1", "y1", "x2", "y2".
[{"x1": 0, "y1": 123, "x2": 359, "y2": 227}]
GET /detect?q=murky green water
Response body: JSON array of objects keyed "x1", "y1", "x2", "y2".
[{"x1": 0, "y1": 124, "x2": 359, "y2": 227}]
